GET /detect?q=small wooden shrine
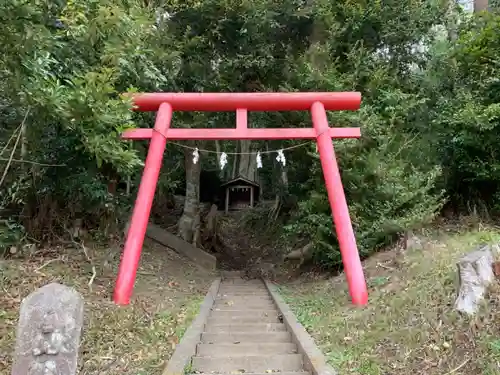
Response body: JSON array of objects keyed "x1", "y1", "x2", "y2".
[{"x1": 220, "y1": 176, "x2": 260, "y2": 213}]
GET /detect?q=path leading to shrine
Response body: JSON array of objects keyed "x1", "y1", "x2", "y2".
[{"x1": 164, "y1": 271, "x2": 334, "y2": 375}]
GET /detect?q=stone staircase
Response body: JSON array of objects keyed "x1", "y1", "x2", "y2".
[{"x1": 190, "y1": 276, "x2": 309, "y2": 375}]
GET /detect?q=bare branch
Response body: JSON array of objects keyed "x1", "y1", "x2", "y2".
[
  {"x1": 0, "y1": 157, "x2": 65, "y2": 167},
  {"x1": 62, "y1": 225, "x2": 97, "y2": 291},
  {"x1": 0, "y1": 109, "x2": 30, "y2": 187}
]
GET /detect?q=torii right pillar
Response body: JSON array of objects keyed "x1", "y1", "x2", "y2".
[{"x1": 311, "y1": 101, "x2": 368, "y2": 306}]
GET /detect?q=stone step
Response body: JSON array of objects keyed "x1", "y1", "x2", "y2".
[
  {"x1": 207, "y1": 315, "x2": 280, "y2": 325},
  {"x1": 191, "y1": 354, "x2": 303, "y2": 373},
  {"x1": 212, "y1": 302, "x2": 276, "y2": 310},
  {"x1": 201, "y1": 331, "x2": 291, "y2": 343},
  {"x1": 204, "y1": 323, "x2": 286, "y2": 333},
  {"x1": 209, "y1": 310, "x2": 279, "y2": 319},
  {"x1": 196, "y1": 342, "x2": 297, "y2": 356}
]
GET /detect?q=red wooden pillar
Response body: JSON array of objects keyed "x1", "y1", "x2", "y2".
[
  {"x1": 311, "y1": 102, "x2": 368, "y2": 305},
  {"x1": 113, "y1": 102, "x2": 173, "y2": 305}
]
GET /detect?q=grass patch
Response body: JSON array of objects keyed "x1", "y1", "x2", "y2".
[
  {"x1": 0, "y1": 239, "x2": 215, "y2": 375},
  {"x1": 279, "y1": 226, "x2": 500, "y2": 374}
]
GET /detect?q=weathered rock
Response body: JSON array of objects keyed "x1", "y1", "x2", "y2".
[
  {"x1": 12, "y1": 283, "x2": 84, "y2": 375},
  {"x1": 244, "y1": 261, "x2": 276, "y2": 280},
  {"x1": 283, "y1": 243, "x2": 313, "y2": 268},
  {"x1": 405, "y1": 230, "x2": 424, "y2": 251},
  {"x1": 454, "y1": 246, "x2": 495, "y2": 315}
]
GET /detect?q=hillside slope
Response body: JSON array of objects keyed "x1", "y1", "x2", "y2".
[
  {"x1": 0, "y1": 239, "x2": 216, "y2": 375},
  {"x1": 279, "y1": 225, "x2": 500, "y2": 375}
]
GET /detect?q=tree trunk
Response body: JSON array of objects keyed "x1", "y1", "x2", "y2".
[
  {"x1": 126, "y1": 140, "x2": 132, "y2": 196},
  {"x1": 20, "y1": 119, "x2": 27, "y2": 172},
  {"x1": 231, "y1": 142, "x2": 238, "y2": 179},
  {"x1": 215, "y1": 140, "x2": 225, "y2": 180},
  {"x1": 238, "y1": 141, "x2": 257, "y2": 181},
  {"x1": 238, "y1": 140, "x2": 251, "y2": 178},
  {"x1": 202, "y1": 203, "x2": 220, "y2": 250},
  {"x1": 269, "y1": 153, "x2": 290, "y2": 220},
  {"x1": 178, "y1": 146, "x2": 201, "y2": 243},
  {"x1": 280, "y1": 167, "x2": 289, "y2": 194},
  {"x1": 445, "y1": 0, "x2": 459, "y2": 41},
  {"x1": 474, "y1": 0, "x2": 488, "y2": 12},
  {"x1": 248, "y1": 151, "x2": 257, "y2": 183}
]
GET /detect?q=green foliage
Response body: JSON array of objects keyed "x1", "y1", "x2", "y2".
[
  {"x1": 1, "y1": 0, "x2": 499, "y2": 271},
  {"x1": 0, "y1": 220, "x2": 24, "y2": 252},
  {"x1": 285, "y1": 86, "x2": 445, "y2": 267},
  {"x1": 0, "y1": 0, "x2": 180, "y2": 245},
  {"x1": 420, "y1": 12, "x2": 500, "y2": 210}
]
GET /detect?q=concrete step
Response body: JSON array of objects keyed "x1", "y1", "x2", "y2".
[
  {"x1": 209, "y1": 310, "x2": 279, "y2": 319},
  {"x1": 201, "y1": 331, "x2": 290, "y2": 343},
  {"x1": 221, "y1": 271, "x2": 244, "y2": 278},
  {"x1": 222, "y1": 283, "x2": 265, "y2": 287},
  {"x1": 196, "y1": 342, "x2": 297, "y2": 356},
  {"x1": 216, "y1": 295, "x2": 273, "y2": 302},
  {"x1": 216, "y1": 297, "x2": 271, "y2": 301},
  {"x1": 219, "y1": 282, "x2": 266, "y2": 290},
  {"x1": 218, "y1": 290, "x2": 268, "y2": 293},
  {"x1": 207, "y1": 315, "x2": 280, "y2": 325},
  {"x1": 214, "y1": 299, "x2": 274, "y2": 307},
  {"x1": 191, "y1": 354, "x2": 303, "y2": 373},
  {"x1": 221, "y1": 284, "x2": 265, "y2": 288},
  {"x1": 212, "y1": 303, "x2": 276, "y2": 310},
  {"x1": 217, "y1": 289, "x2": 269, "y2": 295},
  {"x1": 193, "y1": 372, "x2": 308, "y2": 375},
  {"x1": 217, "y1": 292, "x2": 271, "y2": 297},
  {"x1": 219, "y1": 284, "x2": 267, "y2": 288},
  {"x1": 221, "y1": 279, "x2": 264, "y2": 284},
  {"x1": 220, "y1": 288, "x2": 267, "y2": 291},
  {"x1": 204, "y1": 323, "x2": 286, "y2": 333}
]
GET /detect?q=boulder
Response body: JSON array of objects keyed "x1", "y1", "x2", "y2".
[{"x1": 454, "y1": 245, "x2": 495, "y2": 315}]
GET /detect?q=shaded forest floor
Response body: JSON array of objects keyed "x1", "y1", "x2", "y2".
[
  {"x1": 279, "y1": 222, "x2": 500, "y2": 375},
  {"x1": 0, "y1": 238, "x2": 216, "y2": 375}
]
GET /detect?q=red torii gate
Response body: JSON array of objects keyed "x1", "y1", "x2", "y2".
[{"x1": 114, "y1": 92, "x2": 368, "y2": 306}]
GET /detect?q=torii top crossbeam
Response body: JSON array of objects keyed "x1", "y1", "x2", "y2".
[
  {"x1": 123, "y1": 92, "x2": 361, "y2": 141},
  {"x1": 129, "y1": 92, "x2": 361, "y2": 111},
  {"x1": 114, "y1": 92, "x2": 368, "y2": 307}
]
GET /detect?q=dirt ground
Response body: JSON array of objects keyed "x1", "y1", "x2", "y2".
[
  {"x1": 279, "y1": 222, "x2": 500, "y2": 375},
  {"x1": 0, "y1": 238, "x2": 217, "y2": 375}
]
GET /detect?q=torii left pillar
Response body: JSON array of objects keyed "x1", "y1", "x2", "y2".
[{"x1": 113, "y1": 102, "x2": 172, "y2": 301}]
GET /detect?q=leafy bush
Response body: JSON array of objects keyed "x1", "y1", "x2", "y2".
[
  {"x1": 285, "y1": 90, "x2": 445, "y2": 268},
  {"x1": 0, "y1": 0, "x2": 179, "y2": 239},
  {"x1": 424, "y1": 13, "x2": 500, "y2": 211}
]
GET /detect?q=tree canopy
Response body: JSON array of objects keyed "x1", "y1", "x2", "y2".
[{"x1": 1, "y1": 0, "x2": 499, "y2": 268}]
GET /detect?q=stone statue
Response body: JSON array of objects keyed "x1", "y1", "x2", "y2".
[{"x1": 12, "y1": 283, "x2": 84, "y2": 375}]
